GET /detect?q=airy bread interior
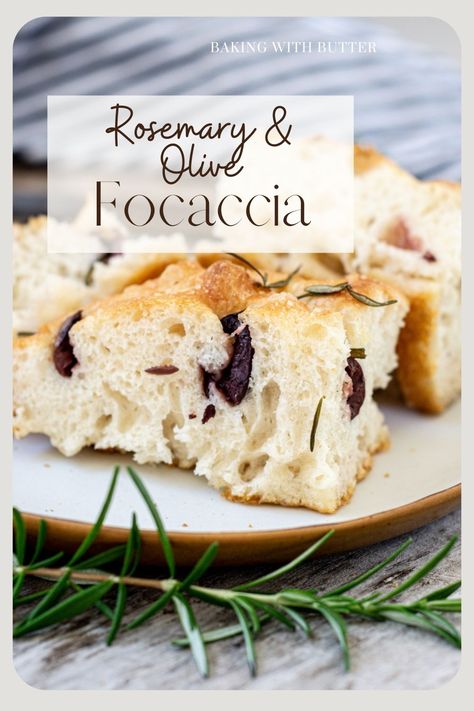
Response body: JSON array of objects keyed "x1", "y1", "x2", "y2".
[
  {"x1": 14, "y1": 260, "x2": 407, "y2": 512},
  {"x1": 13, "y1": 216, "x2": 183, "y2": 333}
]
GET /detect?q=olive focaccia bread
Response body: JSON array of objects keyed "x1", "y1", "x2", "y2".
[
  {"x1": 260, "y1": 142, "x2": 461, "y2": 414},
  {"x1": 348, "y1": 146, "x2": 461, "y2": 414},
  {"x1": 13, "y1": 216, "x2": 183, "y2": 334},
  {"x1": 13, "y1": 260, "x2": 407, "y2": 513}
]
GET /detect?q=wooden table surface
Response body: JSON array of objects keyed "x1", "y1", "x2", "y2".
[{"x1": 13, "y1": 509, "x2": 461, "y2": 691}]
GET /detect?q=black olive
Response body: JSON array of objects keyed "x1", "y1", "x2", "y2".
[
  {"x1": 53, "y1": 311, "x2": 82, "y2": 377},
  {"x1": 345, "y1": 356, "x2": 365, "y2": 419},
  {"x1": 201, "y1": 313, "x2": 254, "y2": 406}
]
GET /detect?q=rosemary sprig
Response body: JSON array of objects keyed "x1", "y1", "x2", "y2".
[
  {"x1": 227, "y1": 253, "x2": 301, "y2": 289},
  {"x1": 13, "y1": 466, "x2": 461, "y2": 678},
  {"x1": 310, "y1": 396, "x2": 325, "y2": 452},
  {"x1": 299, "y1": 282, "x2": 349, "y2": 296},
  {"x1": 225, "y1": 254, "x2": 396, "y2": 309},
  {"x1": 298, "y1": 282, "x2": 397, "y2": 307}
]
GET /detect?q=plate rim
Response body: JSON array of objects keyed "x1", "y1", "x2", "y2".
[{"x1": 21, "y1": 482, "x2": 461, "y2": 542}]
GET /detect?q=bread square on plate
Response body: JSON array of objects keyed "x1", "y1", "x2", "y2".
[{"x1": 13, "y1": 260, "x2": 407, "y2": 513}]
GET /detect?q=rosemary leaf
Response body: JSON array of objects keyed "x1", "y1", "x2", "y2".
[
  {"x1": 121, "y1": 514, "x2": 140, "y2": 576},
  {"x1": 107, "y1": 514, "x2": 140, "y2": 645},
  {"x1": 127, "y1": 585, "x2": 177, "y2": 630},
  {"x1": 417, "y1": 580, "x2": 461, "y2": 602},
  {"x1": 13, "y1": 571, "x2": 26, "y2": 603},
  {"x1": 375, "y1": 535, "x2": 458, "y2": 603},
  {"x1": 234, "y1": 529, "x2": 334, "y2": 591},
  {"x1": 24, "y1": 570, "x2": 72, "y2": 622},
  {"x1": 279, "y1": 589, "x2": 319, "y2": 606},
  {"x1": 13, "y1": 509, "x2": 26, "y2": 565},
  {"x1": 346, "y1": 286, "x2": 397, "y2": 308},
  {"x1": 264, "y1": 265, "x2": 301, "y2": 289},
  {"x1": 74, "y1": 545, "x2": 127, "y2": 571},
  {"x1": 128, "y1": 514, "x2": 142, "y2": 577},
  {"x1": 376, "y1": 608, "x2": 460, "y2": 648},
  {"x1": 127, "y1": 466, "x2": 175, "y2": 578},
  {"x1": 107, "y1": 584, "x2": 127, "y2": 646},
  {"x1": 13, "y1": 589, "x2": 50, "y2": 608},
  {"x1": 299, "y1": 282, "x2": 397, "y2": 308},
  {"x1": 180, "y1": 542, "x2": 219, "y2": 591},
  {"x1": 173, "y1": 592, "x2": 209, "y2": 678},
  {"x1": 310, "y1": 396, "x2": 325, "y2": 452},
  {"x1": 229, "y1": 599, "x2": 257, "y2": 677},
  {"x1": 14, "y1": 580, "x2": 115, "y2": 637},
  {"x1": 282, "y1": 607, "x2": 312, "y2": 637},
  {"x1": 94, "y1": 600, "x2": 116, "y2": 622},
  {"x1": 226, "y1": 253, "x2": 300, "y2": 289},
  {"x1": 302, "y1": 282, "x2": 349, "y2": 296},
  {"x1": 29, "y1": 519, "x2": 47, "y2": 565},
  {"x1": 324, "y1": 538, "x2": 412, "y2": 597},
  {"x1": 173, "y1": 620, "x2": 256, "y2": 647},
  {"x1": 68, "y1": 465, "x2": 120, "y2": 566},
  {"x1": 70, "y1": 581, "x2": 115, "y2": 621},
  {"x1": 418, "y1": 610, "x2": 461, "y2": 647},
  {"x1": 316, "y1": 602, "x2": 350, "y2": 671},
  {"x1": 234, "y1": 596, "x2": 261, "y2": 634},
  {"x1": 424, "y1": 598, "x2": 461, "y2": 613},
  {"x1": 246, "y1": 599, "x2": 295, "y2": 631},
  {"x1": 26, "y1": 551, "x2": 65, "y2": 571},
  {"x1": 227, "y1": 253, "x2": 267, "y2": 284}
]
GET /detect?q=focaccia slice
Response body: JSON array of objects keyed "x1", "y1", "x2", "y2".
[{"x1": 13, "y1": 260, "x2": 407, "y2": 513}]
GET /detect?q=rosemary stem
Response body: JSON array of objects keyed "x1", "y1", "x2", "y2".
[
  {"x1": 17, "y1": 567, "x2": 286, "y2": 607},
  {"x1": 18, "y1": 566, "x2": 174, "y2": 592}
]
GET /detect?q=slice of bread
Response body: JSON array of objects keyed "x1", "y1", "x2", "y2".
[
  {"x1": 13, "y1": 260, "x2": 407, "y2": 512},
  {"x1": 348, "y1": 146, "x2": 461, "y2": 413},
  {"x1": 13, "y1": 216, "x2": 183, "y2": 334},
  {"x1": 230, "y1": 140, "x2": 460, "y2": 414}
]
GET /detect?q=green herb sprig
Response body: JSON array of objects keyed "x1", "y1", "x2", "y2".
[
  {"x1": 298, "y1": 282, "x2": 398, "y2": 307},
  {"x1": 310, "y1": 396, "x2": 325, "y2": 452},
  {"x1": 227, "y1": 253, "x2": 301, "y2": 289},
  {"x1": 13, "y1": 466, "x2": 461, "y2": 678}
]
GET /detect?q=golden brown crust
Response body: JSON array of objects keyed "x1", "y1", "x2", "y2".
[
  {"x1": 198, "y1": 260, "x2": 268, "y2": 317},
  {"x1": 396, "y1": 288, "x2": 444, "y2": 414},
  {"x1": 363, "y1": 269, "x2": 448, "y2": 414},
  {"x1": 108, "y1": 261, "x2": 403, "y2": 326},
  {"x1": 14, "y1": 260, "x2": 405, "y2": 363},
  {"x1": 112, "y1": 255, "x2": 185, "y2": 290},
  {"x1": 354, "y1": 145, "x2": 387, "y2": 175},
  {"x1": 353, "y1": 144, "x2": 408, "y2": 177}
]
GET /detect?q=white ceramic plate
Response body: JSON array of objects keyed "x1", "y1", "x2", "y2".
[{"x1": 13, "y1": 398, "x2": 461, "y2": 565}]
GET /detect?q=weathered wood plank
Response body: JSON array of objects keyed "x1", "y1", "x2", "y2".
[{"x1": 13, "y1": 510, "x2": 461, "y2": 690}]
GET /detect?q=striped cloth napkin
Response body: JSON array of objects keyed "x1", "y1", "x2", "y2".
[{"x1": 14, "y1": 16, "x2": 460, "y2": 180}]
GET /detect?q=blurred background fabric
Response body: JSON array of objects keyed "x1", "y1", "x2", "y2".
[{"x1": 13, "y1": 16, "x2": 460, "y2": 217}]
